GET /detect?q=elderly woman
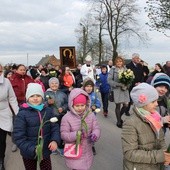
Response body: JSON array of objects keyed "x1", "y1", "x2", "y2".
[{"x1": 0, "y1": 64, "x2": 19, "y2": 170}]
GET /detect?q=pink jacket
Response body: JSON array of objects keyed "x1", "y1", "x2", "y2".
[{"x1": 60, "y1": 88, "x2": 101, "y2": 170}]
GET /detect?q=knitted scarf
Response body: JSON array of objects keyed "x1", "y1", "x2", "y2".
[{"x1": 136, "y1": 107, "x2": 162, "y2": 139}]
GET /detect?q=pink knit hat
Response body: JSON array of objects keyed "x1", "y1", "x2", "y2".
[{"x1": 73, "y1": 94, "x2": 87, "y2": 105}]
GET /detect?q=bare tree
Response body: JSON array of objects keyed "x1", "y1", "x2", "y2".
[
  {"x1": 75, "y1": 11, "x2": 106, "y2": 64},
  {"x1": 84, "y1": 0, "x2": 146, "y2": 62},
  {"x1": 102, "y1": 0, "x2": 147, "y2": 61},
  {"x1": 145, "y1": 0, "x2": 170, "y2": 36}
]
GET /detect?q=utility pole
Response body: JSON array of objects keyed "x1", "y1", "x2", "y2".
[{"x1": 27, "y1": 53, "x2": 28, "y2": 67}]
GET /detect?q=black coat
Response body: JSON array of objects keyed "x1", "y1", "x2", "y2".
[
  {"x1": 126, "y1": 61, "x2": 144, "y2": 89},
  {"x1": 13, "y1": 104, "x2": 61, "y2": 159}
]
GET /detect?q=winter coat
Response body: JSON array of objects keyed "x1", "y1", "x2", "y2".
[
  {"x1": 107, "y1": 67, "x2": 130, "y2": 104},
  {"x1": 73, "y1": 69, "x2": 83, "y2": 88},
  {"x1": 0, "y1": 77, "x2": 19, "y2": 132},
  {"x1": 10, "y1": 72, "x2": 34, "y2": 105},
  {"x1": 40, "y1": 75, "x2": 50, "y2": 90},
  {"x1": 126, "y1": 61, "x2": 144, "y2": 87},
  {"x1": 13, "y1": 104, "x2": 61, "y2": 159},
  {"x1": 122, "y1": 107, "x2": 166, "y2": 170},
  {"x1": 44, "y1": 89, "x2": 68, "y2": 122},
  {"x1": 96, "y1": 72, "x2": 110, "y2": 94},
  {"x1": 60, "y1": 88, "x2": 101, "y2": 170}
]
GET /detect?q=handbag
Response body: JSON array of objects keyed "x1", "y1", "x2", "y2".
[
  {"x1": 64, "y1": 143, "x2": 82, "y2": 159},
  {"x1": 109, "y1": 90, "x2": 114, "y2": 102}
]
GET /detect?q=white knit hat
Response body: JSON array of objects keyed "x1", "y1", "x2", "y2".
[
  {"x1": 26, "y1": 83, "x2": 44, "y2": 101},
  {"x1": 130, "y1": 83, "x2": 158, "y2": 107}
]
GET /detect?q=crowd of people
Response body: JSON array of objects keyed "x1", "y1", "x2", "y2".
[{"x1": 0, "y1": 53, "x2": 170, "y2": 170}]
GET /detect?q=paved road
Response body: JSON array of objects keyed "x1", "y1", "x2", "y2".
[{"x1": 4, "y1": 101, "x2": 170, "y2": 170}]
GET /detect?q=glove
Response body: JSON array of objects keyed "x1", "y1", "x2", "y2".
[{"x1": 90, "y1": 133, "x2": 97, "y2": 142}]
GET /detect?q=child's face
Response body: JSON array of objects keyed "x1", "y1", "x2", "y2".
[
  {"x1": 84, "y1": 85, "x2": 93, "y2": 94},
  {"x1": 73, "y1": 104, "x2": 86, "y2": 115},
  {"x1": 28, "y1": 94, "x2": 43, "y2": 106},
  {"x1": 143, "y1": 100, "x2": 158, "y2": 113},
  {"x1": 155, "y1": 85, "x2": 168, "y2": 96},
  {"x1": 49, "y1": 81, "x2": 59, "y2": 91},
  {"x1": 101, "y1": 67, "x2": 107, "y2": 74}
]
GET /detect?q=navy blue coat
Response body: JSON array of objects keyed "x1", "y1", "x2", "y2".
[
  {"x1": 13, "y1": 104, "x2": 61, "y2": 159},
  {"x1": 97, "y1": 72, "x2": 110, "y2": 93}
]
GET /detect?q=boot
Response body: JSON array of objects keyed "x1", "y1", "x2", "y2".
[
  {"x1": 103, "y1": 111, "x2": 108, "y2": 117},
  {"x1": 115, "y1": 110, "x2": 123, "y2": 128},
  {"x1": 0, "y1": 159, "x2": 5, "y2": 170}
]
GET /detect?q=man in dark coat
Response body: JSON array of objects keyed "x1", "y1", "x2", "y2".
[{"x1": 125, "y1": 53, "x2": 144, "y2": 115}]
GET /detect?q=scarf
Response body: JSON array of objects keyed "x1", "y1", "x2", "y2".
[
  {"x1": 136, "y1": 107, "x2": 162, "y2": 139},
  {"x1": 28, "y1": 103, "x2": 44, "y2": 111}
]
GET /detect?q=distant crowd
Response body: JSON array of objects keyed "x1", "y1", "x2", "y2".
[{"x1": 0, "y1": 53, "x2": 170, "y2": 170}]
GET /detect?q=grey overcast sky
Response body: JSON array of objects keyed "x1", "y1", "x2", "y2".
[{"x1": 0, "y1": 0, "x2": 169, "y2": 67}]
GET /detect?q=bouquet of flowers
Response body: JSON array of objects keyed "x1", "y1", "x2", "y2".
[{"x1": 118, "y1": 69, "x2": 134, "y2": 86}]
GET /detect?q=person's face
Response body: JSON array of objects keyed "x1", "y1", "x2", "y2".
[
  {"x1": 155, "y1": 85, "x2": 168, "y2": 96},
  {"x1": 155, "y1": 64, "x2": 160, "y2": 71},
  {"x1": 166, "y1": 61, "x2": 170, "y2": 67},
  {"x1": 73, "y1": 104, "x2": 86, "y2": 115},
  {"x1": 7, "y1": 72, "x2": 13, "y2": 79},
  {"x1": 65, "y1": 67, "x2": 70, "y2": 74},
  {"x1": 108, "y1": 60, "x2": 113, "y2": 66},
  {"x1": 101, "y1": 67, "x2": 107, "y2": 74},
  {"x1": 143, "y1": 100, "x2": 158, "y2": 113},
  {"x1": 132, "y1": 57, "x2": 140, "y2": 64},
  {"x1": 28, "y1": 94, "x2": 42, "y2": 106},
  {"x1": 115, "y1": 59, "x2": 123, "y2": 68},
  {"x1": 49, "y1": 81, "x2": 59, "y2": 91},
  {"x1": 86, "y1": 61, "x2": 91, "y2": 65},
  {"x1": 16, "y1": 66, "x2": 26, "y2": 75},
  {"x1": 84, "y1": 85, "x2": 93, "y2": 94},
  {"x1": 77, "y1": 64, "x2": 81, "y2": 70},
  {"x1": 41, "y1": 70, "x2": 46, "y2": 76}
]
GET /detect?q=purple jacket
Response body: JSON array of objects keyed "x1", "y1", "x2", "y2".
[{"x1": 60, "y1": 88, "x2": 101, "y2": 170}]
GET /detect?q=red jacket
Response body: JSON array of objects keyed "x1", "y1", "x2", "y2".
[{"x1": 10, "y1": 73, "x2": 34, "y2": 105}]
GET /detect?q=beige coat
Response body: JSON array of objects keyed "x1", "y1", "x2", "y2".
[
  {"x1": 121, "y1": 107, "x2": 166, "y2": 170},
  {"x1": 0, "y1": 77, "x2": 19, "y2": 132}
]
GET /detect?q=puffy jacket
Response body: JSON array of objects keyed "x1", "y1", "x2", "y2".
[
  {"x1": 96, "y1": 72, "x2": 110, "y2": 93},
  {"x1": 10, "y1": 73, "x2": 34, "y2": 105},
  {"x1": 60, "y1": 88, "x2": 101, "y2": 169},
  {"x1": 122, "y1": 107, "x2": 166, "y2": 170},
  {"x1": 44, "y1": 89, "x2": 68, "y2": 121},
  {"x1": 13, "y1": 104, "x2": 61, "y2": 159}
]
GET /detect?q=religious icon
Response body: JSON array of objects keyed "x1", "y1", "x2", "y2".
[{"x1": 60, "y1": 46, "x2": 76, "y2": 69}]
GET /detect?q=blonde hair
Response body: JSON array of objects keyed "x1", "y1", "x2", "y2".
[{"x1": 114, "y1": 56, "x2": 125, "y2": 65}]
